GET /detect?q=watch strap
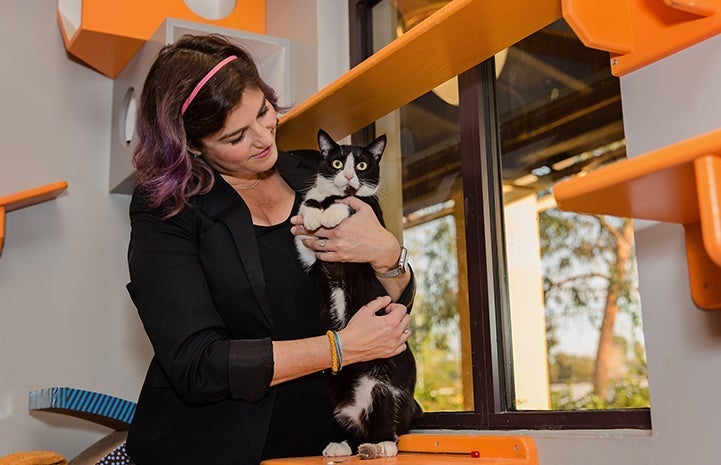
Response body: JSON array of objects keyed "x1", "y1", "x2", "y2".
[{"x1": 376, "y1": 246, "x2": 408, "y2": 278}]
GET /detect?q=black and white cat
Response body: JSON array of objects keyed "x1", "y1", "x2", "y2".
[{"x1": 295, "y1": 129, "x2": 421, "y2": 458}]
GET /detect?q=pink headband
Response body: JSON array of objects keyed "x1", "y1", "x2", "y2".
[{"x1": 181, "y1": 55, "x2": 238, "y2": 116}]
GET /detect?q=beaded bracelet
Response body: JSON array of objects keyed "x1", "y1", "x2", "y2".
[
  {"x1": 326, "y1": 330, "x2": 343, "y2": 375},
  {"x1": 333, "y1": 330, "x2": 343, "y2": 370}
]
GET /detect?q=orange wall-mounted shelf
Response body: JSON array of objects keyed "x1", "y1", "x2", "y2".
[
  {"x1": 563, "y1": 0, "x2": 721, "y2": 76},
  {"x1": 261, "y1": 434, "x2": 537, "y2": 465},
  {"x1": 277, "y1": 0, "x2": 561, "y2": 150},
  {"x1": 57, "y1": 0, "x2": 266, "y2": 78},
  {"x1": 553, "y1": 127, "x2": 721, "y2": 309},
  {"x1": 0, "y1": 181, "x2": 68, "y2": 254}
]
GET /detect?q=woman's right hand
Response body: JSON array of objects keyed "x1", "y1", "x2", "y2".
[{"x1": 339, "y1": 296, "x2": 411, "y2": 365}]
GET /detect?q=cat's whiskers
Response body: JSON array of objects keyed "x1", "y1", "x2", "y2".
[{"x1": 374, "y1": 186, "x2": 393, "y2": 206}]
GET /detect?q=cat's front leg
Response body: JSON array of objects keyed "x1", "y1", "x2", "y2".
[
  {"x1": 295, "y1": 235, "x2": 317, "y2": 268},
  {"x1": 320, "y1": 203, "x2": 352, "y2": 228},
  {"x1": 300, "y1": 203, "x2": 324, "y2": 231},
  {"x1": 357, "y1": 441, "x2": 399, "y2": 458},
  {"x1": 322, "y1": 441, "x2": 353, "y2": 457}
]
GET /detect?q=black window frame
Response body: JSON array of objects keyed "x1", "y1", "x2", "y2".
[{"x1": 348, "y1": 0, "x2": 651, "y2": 430}]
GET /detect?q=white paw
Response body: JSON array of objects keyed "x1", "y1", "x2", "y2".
[
  {"x1": 295, "y1": 236, "x2": 316, "y2": 268},
  {"x1": 303, "y1": 208, "x2": 323, "y2": 231},
  {"x1": 358, "y1": 441, "x2": 398, "y2": 458},
  {"x1": 323, "y1": 441, "x2": 353, "y2": 457},
  {"x1": 321, "y1": 204, "x2": 351, "y2": 228}
]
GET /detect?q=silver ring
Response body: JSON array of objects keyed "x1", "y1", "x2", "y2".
[
  {"x1": 318, "y1": 238, "x2": 327, "y2": 251},
  {"x1": 403, "y1": 329, "x2": 410, "y2": 335}
]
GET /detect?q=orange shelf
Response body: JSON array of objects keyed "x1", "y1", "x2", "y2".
[
  {"x1": 261, "y1": 434, "x2": 537, "y2": 465},
  {"x1": 563, "y1": 0, "x2": 721, "y2": 76},
  {"x1": 57, "y1": 0, "x2": 265, "y2": 78},
  {"x1": 553, "y1": 127, "x2": 721, "y2": 309},
  {"x1": 277, "y1": 0, "x2": 561, "y2": 150},
  {"x1": 0, "y1": 181, "x2": 68, "y2": 254}
]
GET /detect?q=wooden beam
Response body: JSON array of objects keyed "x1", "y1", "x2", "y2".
[{"x1": 276, "y1": 0, "x2": 562, "y2": 150}]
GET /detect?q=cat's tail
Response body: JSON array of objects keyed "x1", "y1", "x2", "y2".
[{"x1": 411, "y1": 399, "x2": 424, "y2": 426}]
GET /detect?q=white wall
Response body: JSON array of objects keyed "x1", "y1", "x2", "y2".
[
  {"x1": 0, "y1": 0, "x2": 150, "y2": 459},
  {"x1": 266, "y1": 0, "x2": 349, "y2": 108}
]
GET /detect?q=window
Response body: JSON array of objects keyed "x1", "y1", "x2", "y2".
[{"x1": 350, "y1": 0, "x2": 651, "y2": 429}]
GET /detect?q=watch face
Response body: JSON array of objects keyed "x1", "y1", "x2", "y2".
[{"x1": 398, "y1": 247, "x2": 408, "y2": 271}]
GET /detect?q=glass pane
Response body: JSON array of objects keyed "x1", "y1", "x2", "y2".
[
  {"x1": 372, "y1": 0, "x2": 470, "y2": 412},
  {"x1": 496, "y1": 20, "x2": 650, "y2": 410}
]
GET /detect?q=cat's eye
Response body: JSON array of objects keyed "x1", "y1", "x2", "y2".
[
  {"x1": 332, "y1": 160, "x2": 344, "y2": 169},
  {"x1": 357, "y1": 162, "x2": 368, "y2": 171}
]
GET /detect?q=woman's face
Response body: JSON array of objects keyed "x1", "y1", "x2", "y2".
[{"x1": 199, "y1": 87, "x2": 278, "y2": 178}]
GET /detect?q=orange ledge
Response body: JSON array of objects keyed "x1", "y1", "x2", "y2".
[
  {"x1": 57, "y1": 0, "x2": 265, "y2": 78},
  {"x1": 277, "y1": 0, "x2": 561, "y2": 150},
  {"x1": 261, "y1": 434, "x2": 537, "y2": 465},
  {"x1": 563, "y1": 0, "x2": 721, "y2": 76},
  {"x1": 553, "y1": 128, "x2": 721, "y2": 309},
  {"x1": 0, "y1": 181, "x2": 68, "y2": 254}
]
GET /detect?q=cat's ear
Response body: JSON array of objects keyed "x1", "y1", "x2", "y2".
[
  {"x1": 317, "y1": 129, "x2": 339, "y2": 157},
  {"x1": 365, "y1": 134, "x2": 387, "y2": 161}
]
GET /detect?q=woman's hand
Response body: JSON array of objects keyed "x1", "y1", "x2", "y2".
[
  {"x1": 339, "y1": 296, "x2": 411, "y2": 365},
  {"x1": 270, "y1": 296, "x2": 410, "y2": 385},
  {"x1": 290, "y1": 196, "x2": 400, "y2": 274}
]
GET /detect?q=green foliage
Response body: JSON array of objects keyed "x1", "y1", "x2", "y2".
[
  {"x1": 540, "y1": 209, "x2": 640, "y2": 318},
  {"x1": 550, "y1": 337, "x2": 649, "y2": 409},
  {"x1": 410, "y1": 336, "x2": 464, "y2": 411},
  {"x1": 540, "y1": 208, "x2": 648, "y2": 408},
  {"x1": 551, "y1": 376, "x2": 650, "y2": 410},
  {"x1": 405, "y1": 213, "x2": 464, "y2": 412},
  {"x1": 549, "y1": 353, "x2": 594, "y2": 383}
]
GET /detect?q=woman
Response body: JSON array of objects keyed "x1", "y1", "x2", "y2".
[{"x1": 125, "y1": 34, "x2": 415, "y2": 465}]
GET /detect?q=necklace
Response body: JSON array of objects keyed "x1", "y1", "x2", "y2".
[{"x1": 232, "y1": 177, "x2": 261, "y2": 191}]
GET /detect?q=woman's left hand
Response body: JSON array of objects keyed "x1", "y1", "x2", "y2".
[{"x1": 290, "y1": 196, "x2": 400, "y2": 273}]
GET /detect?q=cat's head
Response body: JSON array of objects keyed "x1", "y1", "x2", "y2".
[{"x1": 317, "y1": 128, "x2": 386, "y2": 197}]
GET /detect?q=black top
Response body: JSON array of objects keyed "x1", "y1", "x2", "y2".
[{"x1": 256, "y1": 195, "x2": 344, "y2": 458}]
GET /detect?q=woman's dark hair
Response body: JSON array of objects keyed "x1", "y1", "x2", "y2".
[{"x1": 132, "y1": 34, "x2": 283, "y2": 218}]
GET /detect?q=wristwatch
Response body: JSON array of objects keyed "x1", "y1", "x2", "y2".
[{"x1": 376, "y1": 246, "x2": 408, "y2": 278}]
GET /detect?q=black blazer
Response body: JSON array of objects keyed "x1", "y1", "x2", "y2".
[{"x1": 125, "y1": 150, "x2": 414, "y2": 465}]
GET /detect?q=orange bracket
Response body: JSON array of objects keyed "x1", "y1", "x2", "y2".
[
  {"x1": 553, "y1": 128, "x2": 721, "y2": 309},
  {"x1": 57, "y1": 0, "x2": 265, "y2": 78},
  {"x1": 563, "y1": 0, "x2": 721, "y2": 76},
  {"x1": 0, "y1": 181, "x2": 68, "y2": 255},
  {"x1": 261, "y1": 434, "x2": 537, "y2": 465}
]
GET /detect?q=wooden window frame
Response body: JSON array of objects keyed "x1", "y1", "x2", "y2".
[{"x1": 349, "y1": 0, "x2": 651, "y2": 431}]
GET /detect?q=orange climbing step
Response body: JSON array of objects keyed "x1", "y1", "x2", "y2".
[
  {"x1": 0, "y1": 181, "x2": 68, "y2": 254},
  {"x1": 261, "y1": 434, "x2": 537, "y2": 465},
  {"x1": 57, "y1": 0, "x2": 266, "y2": 78},
  {"x1": 563, "y1": 0, "x2": 721, "y2": 76},
  {"x1": 553, "y1": 127, "x2": 721, "y2": 309}
]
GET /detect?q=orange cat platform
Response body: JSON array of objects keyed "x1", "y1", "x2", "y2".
[
  {"x1": 0, "y1": 181, "x2": 68, "y2": 254},
  {"x1": 261, "y1": 434, "x2": 537, "y2": 465},
  {"x1": 553, "y1": 127, "x2": 721, "y2": 309}
]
